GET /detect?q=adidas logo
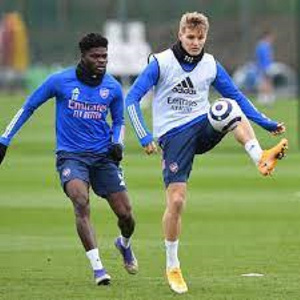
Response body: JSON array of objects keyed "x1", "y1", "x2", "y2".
[{"x1": 172, "y1": 77, "x2": 196, "y2": 95}]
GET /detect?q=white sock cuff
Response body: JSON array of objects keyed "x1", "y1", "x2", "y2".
[
  {"x1": 245, "y1": 139, "x2": 263, "y2": 165},
  {"x1": 165, "y1": 239, "x2": 179, "y2": 247},
  {"x1": 86, "y1": 248, "x2": 103, "y2": 270},
  {"x1": 245, "y1": 139, "x2": 260, "y2": 151},
  {"x1": 86, "y1": 248, "x2": 99, "y2": 258},
  {"x1": 120, "y1": 235, "x2": 131, "y2": 248}
]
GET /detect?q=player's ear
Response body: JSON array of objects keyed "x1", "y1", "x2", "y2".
[{"x1": 178, "y1": 31, "x2": 182, "y2": 41}]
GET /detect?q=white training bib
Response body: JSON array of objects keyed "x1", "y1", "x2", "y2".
[{"x1": 151, "y1": 49, "x2": 217, "y2": 138}]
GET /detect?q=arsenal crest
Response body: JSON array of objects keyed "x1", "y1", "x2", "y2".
[{"x1": 100, "y1": 88, "x2": 109, "y2": 99}]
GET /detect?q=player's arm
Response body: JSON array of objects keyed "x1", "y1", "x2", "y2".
[
  {"x1": 0, "y1": 74, "x2": 57, "y2": 165},
  {"x1": 109, "y1": 83, "x2": 125, "y2": 162},
  {"x1": 125, "y1": 59, "x2": 159, "y2": 155},
  {"x1": 212, "y1": 62, "x2": 283, "y2": 133}
]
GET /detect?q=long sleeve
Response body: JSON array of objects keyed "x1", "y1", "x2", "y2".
[
  {"x1": 125, "y1": 59, "x2": 159, "y2": 146},
  {"x1": 212, "y1": 62, "x2": 278, "y2": 132},
  {"x1": 0, "y1": 74, "x2": 57, "y2": 146}
]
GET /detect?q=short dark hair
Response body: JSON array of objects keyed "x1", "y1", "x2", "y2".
[
  {"x1": 260, "y1": 30, "x2": 272, "y2": 39},
  {"x1": 79, "y1": 33, "x2": 108, "y2": 54}
]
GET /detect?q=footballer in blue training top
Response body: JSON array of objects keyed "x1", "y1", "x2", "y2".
[
  {"x1": 0, "y1": 33, "x2": 138, "y2": 285},
  {"x1": 255, "y1": 30, "x2": 275, "y2": 105}
]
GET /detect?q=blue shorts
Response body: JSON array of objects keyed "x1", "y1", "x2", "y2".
[
  {"x1": 159, "y1": 116, "x2": 225, "y2": 187},
  {"x1": 56, "y1": 151, "x2": 126, "y2": 198}
]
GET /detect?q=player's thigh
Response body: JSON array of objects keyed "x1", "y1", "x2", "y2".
[
  {"x1": 56, "y1": 153, "x2": 90, "y2": 199},
  {"x1": 160, "y1": 127, "x2": 198, "y2": 187},
  {"x1": 90, "y1": 159, "x2": 126, "y2": 199},
  {"x1": 65, "y1": 179, "x2": 89, "y2": 206}
]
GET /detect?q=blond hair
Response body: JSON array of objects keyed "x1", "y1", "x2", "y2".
[{"x1": 179, "y1": 12, "x2": 209, "y2": 33}]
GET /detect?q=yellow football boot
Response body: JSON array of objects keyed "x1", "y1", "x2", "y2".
[{"x1": 166, "y1": 267, "x2": 188, "y2": 294}]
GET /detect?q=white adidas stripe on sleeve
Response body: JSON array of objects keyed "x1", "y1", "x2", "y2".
[
  {"x1": 128, "y1": 105, "x2": 147, "y2": 139},
  {"x1": 2, "y1": 108, "x2": 24, "y2": 138},
  {"x1": 117, "y1": 125, "x2": 125, "y2": 144}
]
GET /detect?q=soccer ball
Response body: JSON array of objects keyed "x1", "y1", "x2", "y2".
[{"x1": 208, "y1": 98, "x2": 242, "y2": 132}]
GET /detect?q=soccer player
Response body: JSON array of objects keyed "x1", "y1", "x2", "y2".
[
  {"x1": 255, "y1": 30, "x2": 275, "y2": 105},
  {"x1": 0, "y1": 33, "x2": 138, "y2": 285},
  {"x1": 125, "y1": 12, "x2": 287, "y2": 294}
]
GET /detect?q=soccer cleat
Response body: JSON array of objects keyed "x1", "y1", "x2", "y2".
[
  {"x1": 166, "y1": 267, "x2": 188, "y2": 294},
  {"x1": 94, "y1": 268, "x2": 111, "y2": 285},
  {"x1": 258, "y1": 138, "x2": 288, "y2": 176},
  {"x1": 115, "y1": 237, "x2": 138, "y2": 274}
]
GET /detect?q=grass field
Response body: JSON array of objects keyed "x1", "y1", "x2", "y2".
[{"x1": 0, "y1": 94, "x2": 299, "y2": 300}]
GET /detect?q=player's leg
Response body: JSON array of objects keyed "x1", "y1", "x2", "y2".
[
  {"x1": 107, "y1": 191, "x2": 138, "y2": 274},
  {"x1": 56, "y1": 154, "x2": 110, "y2": 285},
  {"x1": 163, "y1": 182, "x2": 188, "y2": 293},
  {"x1": 208, "y1": 98, "x2": 288, "y2": 175},
  {"x1": 65, "y1": 179, "x2": 94, "y2": 250},
  {"x1": 258, "y1": 75, "x2": 275, "y2": 106},
  {"x1": 231, "y1": 109, "x2": 287, "y2": 176},
  {"x1": 65, "y1": 179, "x2": 110, "y2": 284},
  {"x1": 160, "y1": 127, "x2": 199, "y2": 294},
  {"x1": 90, "y1": 157, "x2": 138, "y2": 274},
  {"x1": 163, "y1": 183, "x2": 186, "y2": 240}
]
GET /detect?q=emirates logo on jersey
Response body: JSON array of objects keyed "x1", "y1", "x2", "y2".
[{"x1": 100, "y1": 88, "x2": 109, "y2": 99}]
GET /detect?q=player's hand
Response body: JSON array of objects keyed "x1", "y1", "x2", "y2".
[
  {"x1": 271, "y1": 122, "x2": 286, "y2": 136},
  {"x1": 109, "y1": 143, "x2": 123, "y2": 162},
  {"x1": 0, "y1": 143, "x2": 7, "y2": 165},
  {"x1": 144, "y1": 141, "x2": 157, "y2": 155}
]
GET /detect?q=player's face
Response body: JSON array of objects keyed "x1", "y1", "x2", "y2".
[
  {"x1": 179, "y1": 27, "x2": 207, "y2": 56},
  {"x1": 82, "y1": 47, "x2": 108, "y2": 75}
]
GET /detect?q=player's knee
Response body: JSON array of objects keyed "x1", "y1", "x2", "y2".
[
  {"x1": 208, "y1": 98, "x2": 244, "y2": 132},
  {"x1": 67, "y1": 188, "x2": 90, "y2": 216},
  {"x1": 68, "y1": 189, "x2": 89, "y2": 203},
  {"x1": 169, "y1": 192, "x2": 186, "y2": 213}
]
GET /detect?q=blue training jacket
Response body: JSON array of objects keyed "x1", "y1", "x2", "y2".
[{"x1": 0, "y1": 67, "x2": 125, "y2": 153}]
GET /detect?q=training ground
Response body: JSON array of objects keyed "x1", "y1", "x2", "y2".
[{"x1": 0, "y1": 94, "x2": 299, "y2": 300}]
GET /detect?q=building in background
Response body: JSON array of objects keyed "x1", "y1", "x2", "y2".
[{"x1": 0, "y1": 12, "x2": 29, "y2": 90}]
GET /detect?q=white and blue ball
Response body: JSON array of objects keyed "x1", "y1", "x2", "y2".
[{"x1": 208, "y1": 98, "x2": 243, "y2": 132}]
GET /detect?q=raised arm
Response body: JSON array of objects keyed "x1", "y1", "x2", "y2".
[{"x1": 212, "y1": 62, "x2": 282, "y2": 133}]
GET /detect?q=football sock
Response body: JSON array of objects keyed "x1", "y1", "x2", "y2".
[
  {"x1": 165, "y1": 239, "x2": 180, "y2": 269},
  {"x1": 86, "y1": 248, "x2": 104, "y2": 270},
  {"x1": 245, "y1": 139, "x2": 263, "y2": 165},
  {"x1": 120, "y1": 235, "x2": 131, "y2": 248}
]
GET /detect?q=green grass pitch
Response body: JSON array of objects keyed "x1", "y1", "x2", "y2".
[{"x1": 0, "y1": 94, "x2": 299, "y2": 300}]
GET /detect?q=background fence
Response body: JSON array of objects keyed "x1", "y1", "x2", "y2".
[{"x1": 0, "y1": 0, "x2": 297, "y2": 72}]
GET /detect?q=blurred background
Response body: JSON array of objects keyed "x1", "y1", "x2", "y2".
[
  {"x1": 0, "y1": 0, "x2": 298, "y2": 98},
  {"x1": 1, "y1": 3, "x2": 300, "y2": 300}
]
